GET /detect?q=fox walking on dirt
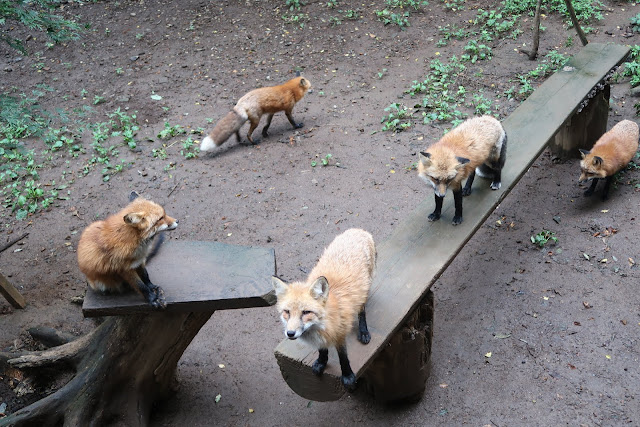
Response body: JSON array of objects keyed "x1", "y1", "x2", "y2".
[
  {"x1": 200, "y1": 75, "x2": 312, "y2": 151},
  {"x1": 77, "y1": 192, "x2": 178, "y2": 309},
  {"x1": 272, "y1": 228, "x2": 376, "y2": 391},
  {"x1": 418, "y1": 115, "x2": 507, "y2": 225},
  {"x1": 578, "y1": 119, "x2": 639, "y2": 200}
]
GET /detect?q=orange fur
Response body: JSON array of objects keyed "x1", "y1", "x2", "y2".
[
  {"x1": 272, "y1": 228, "x2": 375, "y2": 349},
  {"x1": 579, "y1": 119, "x2": 639, "y2": 181},
  {"x1": 77, "y1": 196, "x2": 177, "y2": 308},
  {"x1": 200, "y1": 76, "x2": 311, "y2": 151}
]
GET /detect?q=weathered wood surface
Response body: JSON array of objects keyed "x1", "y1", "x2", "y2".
[
  {"x1": 274, "y1": 43, "x2": 630, "y2": 402},
  {"x1": 0, "y1": 272, "x2": 26, "y2": 309},
  {"x1": 83, "y1": 240, "x2": 276, "y2": 317}
]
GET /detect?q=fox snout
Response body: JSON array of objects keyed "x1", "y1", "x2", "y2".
[
  {"x1": 286, "y1": 329, "x2": 302, "y2": 340},
  {"x1": 434, "y1": 183, "x2": 448, "y2": 197},
  {"x1": 578, "y1": 173, "x2": 591, "y2": 184}
]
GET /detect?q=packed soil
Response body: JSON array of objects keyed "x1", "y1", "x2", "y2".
[{"x1": 1, "y1": 0, "x2": 640, "y2": 425}]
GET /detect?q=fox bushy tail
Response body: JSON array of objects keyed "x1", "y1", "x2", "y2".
[{"x1": 200, "y1": 110, "x2": 247, "y2": 151}]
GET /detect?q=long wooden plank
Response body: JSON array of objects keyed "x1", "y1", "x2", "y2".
[
  {"x1": 0, "y1": 272, "x2": 26, "y2": 309},
  {"x1": 82, "y1": 240, "x2": 276, "y2": 317},
  {"x1": 275, "y1": 43, "x2": 630, "y2": 401}
]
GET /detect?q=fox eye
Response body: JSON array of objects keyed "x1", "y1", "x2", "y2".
[
  {"x1": 302, "y1": 310, "x2": 313, "y2": 316},
  {"x1": 283, "y1": 309, "x2": 290, "y2": 315}
]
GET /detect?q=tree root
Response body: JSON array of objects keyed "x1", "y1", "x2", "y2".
[{"x1": 1, "y1": 311, "x2": 214, "y2": 427}]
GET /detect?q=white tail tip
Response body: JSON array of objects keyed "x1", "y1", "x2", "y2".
[{"x1": 200, "y1": 136, "x2": 216, "y2": 152}]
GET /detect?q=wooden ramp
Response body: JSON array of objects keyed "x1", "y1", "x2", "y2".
[
  {"x1": 83, "y1": 240, "x2": 276, "y2": 317},
  {"x1": 274, "y1": 43, "x2": 630, "y2": 401}
]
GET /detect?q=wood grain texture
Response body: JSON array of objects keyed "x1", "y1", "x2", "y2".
[
  {"x1": 82, "y1": 240, "x2": 276, "y2": 317},
  {"x1": 274, "y1": 43, "x2": 630, "y2": 402}
]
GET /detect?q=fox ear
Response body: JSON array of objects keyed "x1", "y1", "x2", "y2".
[
  {"x1": 310, "y1": 276, "x2": 329, "y2": 301},
  {"x1": 124, "y1": 212, "x2": 144, "y2": 225},
  {"x1": 419, "y1": 152, "x2": 432, "y2": 166},
  {"x1": 579, "y1": 148, "x2": 590, "y2": 159},
  {"x1": 272, "y1": 276, "x2": 289, "y2": 298},
  {"x1": 592, "y1": 156, "x2": 603, "y2": 167},
  {"x1": 299, "y1": 77, "x2": 306, "y2": 86}
]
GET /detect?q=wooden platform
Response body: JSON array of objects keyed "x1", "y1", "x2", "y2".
[
  {"x1": 274, "y1": 43, "x2": 630, "y2": 402},
  {"x1": 82, "y1": 240, "x2": 276, "y2": 317}
]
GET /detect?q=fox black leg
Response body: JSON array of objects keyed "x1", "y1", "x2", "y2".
[
  {"x1": 337, "y1": 346, "x2": 357, "y2": 391},
  {"x1": 285, "y1": 111, "x2": 303, "y2": 129},
  {"x1": 135, "y1": 266, "x2": 166, "y2": 309},
  {"x1": 357, "y1": 309, "x2": 371, "y2": 344},
  {"x1": 452, "y1": 189, "x2": 463, "y2": 225},
  {"x1": 262, "y1": 113, "x2": 275, "y2": 137},
  {"x1": 490, "y1": 166, "x2": 502, "y2": 190},
  {"x1": 584, "y1": 179, "x2": 598, "y2": 197},
  {"x1": 462, "y1": 171, "x2": 475, "y2": 196},
  {"x1": 312, "y1": 348, "x2": 329, "y2": 376},
  {"x1": 428, "y1": 194, "x2": 444, "y2": 222},
  {"x1": 601, "y1": 177, "x2": 613, "y2": 201}
]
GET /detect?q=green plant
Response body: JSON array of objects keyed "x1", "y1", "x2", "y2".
[
  {"x1": 285, "y1": 0, "x2": 304, "y2": 10},
  {"x1": 0, "y1": 0, "x2": 84, "y2": 53},
  {"x1": 180, "y1": 136, "x2": 199, "y2": 159},
  {"x1": 157, "y1": 122, "x2": 186, "y2": 140},
  {"x1": 378, "y1": 68, "x2": 388, "y2": 79},
  {"x1": 282, "y1": 13, "x2": 310, "y2": 28},
  {"x1": 381, "y1": 103, "x2": 412, "y2": 132},
  {"x1": 311, "y1": 153, "x2": 333, "y2": 167},
  {"x1": 531, "y1": 230, "x2": 558, "y2": 248},
  {"x1": 461, "y1": 40, "x2": 492, "y2": 63}
]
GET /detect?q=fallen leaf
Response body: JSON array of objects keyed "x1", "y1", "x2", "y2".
[
  {"x1": 606, "y1": 355, "x2": 611, "y2": 360},
  {"x1": 574, "y1": 321, "x2": 581, "y2": 326},
  {"x1": 218, "y1": 364, "x2": 225, "y2": 369},
  {"x1": 567, "y1": 363, "x2": 576, "y2": 369},
  {"x1": 215, "y1": 394, "x2": 221, "y2": 403},
  {"x1": 583, "y1": 301, "x2": 592, "y2": 309},
  {"x1": 621, "y1": 319, "x2": 627, "y2": 325},
  {"x1": 439, "y1": 383, "x2": 448, "y2": 388},
  {"x1": 583, "y1": 253, "x2": 590, "y2": 260},
  {"x1": 600, "y1": 258, "x2": 608, "y2": 263},
  {"x1": 249, "y1": 408, "x2": 254, "y2": 413},
  {"x1": 601, "y1": 209, "x2": 609, "y2": 213},
  {"x1": 485, "y1": 352, "x2": 492, "y2": 358},
  {"x1": 495, "y1": 333, "x2": 511, "y2": 339}
]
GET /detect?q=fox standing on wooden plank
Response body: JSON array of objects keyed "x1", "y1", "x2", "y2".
[
  {"x1": 200, "y1": 75, "x2": 312, "y2": 151},
  {"x1": 77, "y1": 192, "x2": 178, "y2": 309},
  {"x1": 272, "y1": 228, "x2": 376, "y2": 391},
  {"x1": 418, "y1": 115, "x2": 507, "y2": 225},
  {"x1": 579, "y1": 119, "x2": 639, "y2": 200}
]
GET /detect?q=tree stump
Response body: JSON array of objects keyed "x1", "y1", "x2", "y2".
[{"x1": 1, "y1": 312, "x2": 212, "y2": 427}]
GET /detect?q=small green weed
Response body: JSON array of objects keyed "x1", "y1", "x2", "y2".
[
  {"x1": 381, "y1": 103, "x2": 412, "y2": 132},
  {"x1": 531, "y1": 230, "x2": 558, "y2": 248},
  {"x1": 311, "y1": 153, "x2": 333, "y2": 167},
  {"x1": 157, "y1": 122, "x2": 187, "y2": 140}
]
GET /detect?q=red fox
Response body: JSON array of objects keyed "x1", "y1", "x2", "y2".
[
  {"x1": 272, "y1": 228, "x2": 376, "y2": 391},
  {"x1": 418, "y1": 115, "x2": 507, "y2": 225},
  {"x1": 77, "y1": 192, "x2": 178, "y2": 309},
  {"x1": 200, "y1": 76, "x2": 312, "y2": 151},
  {"x1": 579, "y1": 119, "x2": 639, "y2": 200}
]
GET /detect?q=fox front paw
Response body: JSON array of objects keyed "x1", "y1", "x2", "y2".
[
  {"x1": 452, "y1": 215, "x2": 463, "y2": 226},
  {"x1": 341, "y1": 373, "x2": 357, "y2": 391},
  {"x1": 357, "y1": 329, "x2": 371, "y2": 345},
  {"x1": 312, "y1": 359, "x2": 327, "y2": 376},
  {"x1": 490, "y1": 181, "x2": 501, "y2": 190},
  {"x1": 149, "y1": 287, "x2": 167, "y2": 310},
  {"x1": 427, "y1": 212, "x2": 441, "y2": 222},
  {"x1": 295, "y1": 122, "x2": 304, "y2": 129}
]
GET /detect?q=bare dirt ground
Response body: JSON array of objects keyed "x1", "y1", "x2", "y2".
[{"x1": 1, "y1": 0, "x2": 640, "y2": 425}]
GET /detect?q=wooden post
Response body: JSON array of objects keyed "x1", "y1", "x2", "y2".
[
  {"x1": 550, "y1": 84, "x2": 610, "y2": 159},
  {"x1": 0, "y1": 272, "x2": 26, "y2": 309},
  {"x1": 361, "y1": 289, "x2": 434, "y2": 403}
]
